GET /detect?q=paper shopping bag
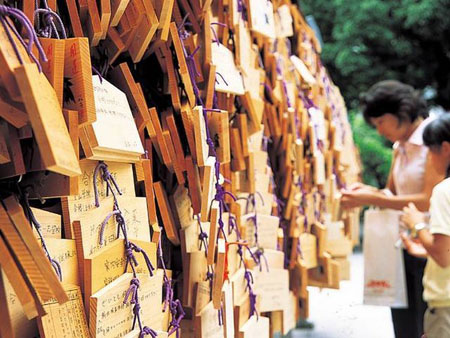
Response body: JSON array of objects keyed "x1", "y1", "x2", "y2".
[{"x1": 363, "y1": 208, "x2": 408, "y2": 308}]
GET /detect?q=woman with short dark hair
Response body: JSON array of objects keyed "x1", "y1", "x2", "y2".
[{"x1": 341, "y1": 80, "x2": 444, "y2": 338}]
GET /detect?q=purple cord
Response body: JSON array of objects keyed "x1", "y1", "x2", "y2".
[
  {"x1": 92, "y1": 162, "x2": 162, "y2": 336},
  {"x1": 0, "y1": 5, "x2": 47, "y2": 72},
  {"x1": 23, "y1": 192, "x2": 62, "y2": 281}
]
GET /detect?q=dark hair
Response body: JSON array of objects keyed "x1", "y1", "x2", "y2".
[
  {"x1": 360, "y1": 80, "x2": 428, "y2": 126},
  {"x1": 423, "y1": 113, "x2": 450, "y2": 148},
  {"x1": 423, "y1": 113, "x2": 450, "y2": 177}
]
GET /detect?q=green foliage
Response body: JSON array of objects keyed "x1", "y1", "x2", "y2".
[
  {"x1": 299, "y1": 0, "x2": 450, "y2": 109},
  {"x1": 349, "y1": 111, "x2": 392, "y2": 188}
]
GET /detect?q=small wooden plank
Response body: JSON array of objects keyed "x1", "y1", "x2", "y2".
[
  {"x1": 0, "y1": 270, "x2": 15, "y2": 338},
  {"x1": 14, "y1": 63, "x2": 81, "y2": 177},
  {"x1": 111, "y1": 0, "x2": 131, "y2": 26},
  {"x1": 39, "y1": 38, "x2": 65, "y2": 106},
  {"x1": 83, "y1": 238, "x2": 156, "y2": 318},
  {"x1": 0, "y1": 90, "x2": 28, "y2": 128},
  {"x1": 86, "y1": 0, "x2": 103, "y2": 46},
  {"x1": 141, "y1": 159, "x2": 158, "y2": 225},
  {"x1": 3, "y1": 196, "x2": 69, "y2": 304},
  {"x1": 63, "y1": 38, "x2": 96, "y2": 125},
  {"x1": 212, "y1": 238, "x2": 226, "y2": 309},
  {"x1": 185, "y1": 155, "x2": 202, "y2": 215},
  {"x1": 0, "y1": 21, "x2": 32, "y2": 101},
  {"x1": 90, "y1": 272, "x2": 163, "y2": 337},
  {"x1": 153, "y1": 181, "x2": 180, "y2": 245},
  {"x1": 0, "y1": 204, "x2": 54, "y2": 304},
  {"x1": 169, "y1": 22, "x2": 196, "y2": 107},
  {"x1": 200, "y1": 157, "x2": 216, "y2": 222},
  {"x1": 0, "y1": 122, "x2": 25, "y2": 179},
  {"x1": 0, "y1": 237, "x2": 37, "y2": 320},
  {"x1": 37, "y1": 284, "x2": 90, "y2": 338},
  {"x1": 206, "y1": 201, "x2": 219, "y2": 265},
  {"x1": 193, "y1": 106, "x2": 209, "y2": 167},
  {"x1": 66, "y1": 0, "x2": 84, "y2": 37}
]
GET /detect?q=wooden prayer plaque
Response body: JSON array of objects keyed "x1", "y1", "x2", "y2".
[
  {"x1": 193, "y1": 106, "x2": 209, "y2": 167},
  {"x1": 2, "y1": 198, "x2": 69, "y2": 304},
  {"x1": 73, "y1": 196, "x2": 150, "y2": 259},
  {"x1": 84, "y1": 75, "x2": 145, "y2": 160},
  {"x1": 62, "y1": 159, "x2": 135, "y2": 237},
  {"x1": 37, "y1": 284, "x2": 90, "y2": 338},
  {"x1": 211, "y1": 42, "x2": 245, "y2": 95},
  {"x1": 153, "y1": 181, "x2": 180, "y2": 245},
  {"x1": 208, "y1": 110, "x2": 231, "y2": 164},
  {"x1": 45, "y1": 238, "x2": 79, "y2": 286},
  {"x1": 63, "y1": 38, "x2": 96, "y2": 125},
  {"x1": 200, "y1": 156, "x2": 217, "y2": 222},
  {"x1": 83, "y1": 238, "x2": 156, "y2": 317},
  {"x1": 39, "y1": 38, "x2": 65, "y2": 106},
  {"x1": 0, "y1": 20, "x2": 32, "y2": 101},
  {"x1": 1, "y1": 270, "x2": 39, "y2": 337},
  {"x1": 253, "y1": 268, "x2": 289, "y2": 312},
  {"x1": 238, "y1": 315, "x2": 269, "y2": 338},
  {"x1": 90, "y1": 272, "x2": 163, "y2": 337},
  {"x1": 14, "y1": 64, "x2": 81, "y2": 177},
  {"x1": 31, "y1": 208, "x2": 62, "y2": 239},
  {"x1": 195, "y1": 301, "x2": 224, "y2": 338}
]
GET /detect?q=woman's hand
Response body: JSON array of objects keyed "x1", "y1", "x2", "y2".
[
  {"x1": 400, "y1": 233, "x2": 428, "y2": 258},
  {"x1": 346, "y1": 182, "x2": 379, "y2": 192},
  {"x1": 400, "y1": 202, "x2": 426, "y2": 230},
  {"x1": 341, "y1": 188, "x2": 378, "y2": 209}
]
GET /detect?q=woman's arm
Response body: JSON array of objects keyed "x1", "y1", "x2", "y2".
[{"x1": 342, "y1": 152, "x2": 444, "y2": 211}]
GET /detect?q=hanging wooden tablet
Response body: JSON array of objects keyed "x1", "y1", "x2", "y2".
[
  {"x1": 208, "y1": 110, "x2": 230, "y2": 164},
  {"x1": 153, "y1": 181, "x2": 180, "y2": 245},
  {"x1": 39, "y1": 38, "x2": 65, "y2": 106},
  {"x1": 169, "y1": 22, "x2": 196, "y2": 107},
  {"x1": 73, "y1": 196, "x2": 150, "y2": 259},
  {"x1": 212, "y1": 238, "x2": 226, "y2": 309},
  {"x1": 239, "y1": 315, "x2": 269, "y2": 338},
  {"x1": 195, "y1": 301, "x2": 224, "y2": 338},
  {"x1": 185, "y1": 155, "x2": 202, "y2": 215},
  {"x1": 83, "y1": 75, "x2": 144, "y2": 161},
  {"x1": 63, "y1": 38, "x2": 96, "y2": 125},
  {"x1": 200, "y1": 156, "x2": 216, "y2": 222},
  {"x1": 86, "y1": 0, "x2": 102, "y2": 46},
  {"x1": 0, "y1": 89, "x2": 28, "y2": 128},
  {"x1": 90, "y1": 272, "x2": 163, "y2": 338},
  {"x1": 44, "y1": 238, "x2": 79, "y2": 286},
  {"x1": 0, "y1": 237, "x2": 38, "y2": 320},
  {"x1": 83, "y1": 238, "x2": 156, "y2": 317},
  {"x1": 0, "y1": 204, "x2": 57, "y2": 306},
  {"x1": 247, "y1": 0, "x2": 276, "y2": 39},
  {"x1": 0, "y1": 128, "x2": 10, "y2": 164},
  {"x1": 206, "y1": 201, "x2": 220, "y2": 265},
  {"x1": 3, "y1": 196, "x2": 69, "y2": 304},
  {"x1": 211, "y1": 42, "x2": 245, "y2": 95},
  {"x1": 37, "y1": 284, "x2": 90, "y2": 338},
  {"x1": 14, "y1": 63, "x2": 81, "y2": 176},
  {"x1": 1, "y1": 270, "x2": 39, "y2": 337},
  {"x1": 193, "y1": 106, "x2": 209, "y2": 167},
  {"x1": 128, "y1": 0, "x2": 159, "y2": 63},
  {"x1": 0, "y1": 20, "x2": 32, "y2": 102}
]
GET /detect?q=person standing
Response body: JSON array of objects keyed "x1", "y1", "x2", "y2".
[
  {"x1": 341, "y1": 80, "x2": 444, "y2": 337},
  {"x1": 401, "y1": 113, "x2": 450, "y2": 338}
]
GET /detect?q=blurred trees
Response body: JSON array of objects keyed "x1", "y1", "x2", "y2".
[{"x1": 299, "y1": 0, "x2": 450, "y2": 109}]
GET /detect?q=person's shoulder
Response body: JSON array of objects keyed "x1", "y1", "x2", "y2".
[{"x1": 432, "y1": 178, "x2": 450, "y2": 199}]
